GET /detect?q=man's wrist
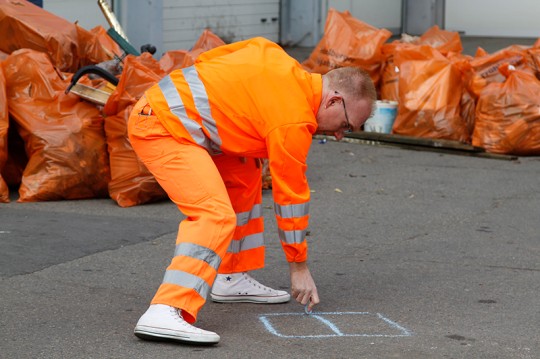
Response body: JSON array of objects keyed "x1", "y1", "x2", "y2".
[{"x1": 289, "y1": 261, "x2": 308, "y2": 272}]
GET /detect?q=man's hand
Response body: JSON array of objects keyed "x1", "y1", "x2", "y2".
[{"x1": 289, "y1": 261, "x2": 319, "y2": 312}]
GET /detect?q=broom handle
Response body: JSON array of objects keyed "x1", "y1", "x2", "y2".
[{"x1": 97, "y1": 0, "x2": 129, "y2": 41}]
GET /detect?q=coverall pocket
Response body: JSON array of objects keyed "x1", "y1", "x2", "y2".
[
  {"x1": 131, "y1": 112, "x2": 170, "y2": 139},
  {"x1": 134, "y1": 111, "x2": 155, "y2": 131}
]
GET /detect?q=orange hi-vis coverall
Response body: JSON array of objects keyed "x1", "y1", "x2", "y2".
[{"x1": 128, "y1": 37, "x2": 322, "y2": 323}]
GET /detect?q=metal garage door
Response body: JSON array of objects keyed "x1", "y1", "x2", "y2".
[{"x1": 162, "y1": 0, "x2": 280, "y2": 51}]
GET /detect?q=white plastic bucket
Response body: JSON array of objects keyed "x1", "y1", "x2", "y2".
[{"x1": 363, "y1": 100, "x2": 398, "y2": 134}]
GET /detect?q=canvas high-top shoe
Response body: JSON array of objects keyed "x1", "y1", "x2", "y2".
[
  {"x1": 210, "y1": 272, "x2": 291, "y2": 303},
  {"x1": 134, "y1": 304, "x2": 220, "y2": 344}
]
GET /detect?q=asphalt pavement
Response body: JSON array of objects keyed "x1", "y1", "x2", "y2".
[{"x1": 1, "y1": 138, "x2": 539, "y2": 359}]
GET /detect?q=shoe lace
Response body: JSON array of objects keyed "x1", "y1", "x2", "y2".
[
  {"x1": 242, "y1": 272, "x2": 274, "y2": 292},
  {"x1": 170, "y1": 307, "x2": 203, "y2": 332}
]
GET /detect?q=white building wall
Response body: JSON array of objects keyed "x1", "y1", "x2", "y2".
[
  {"x1": 162, "y1": 0, "x2": 280, "y2": 51},
  {"x1": 445, "y1": 0, "x2": 540, "y2": 37},
  {"x1": 322, "y1": 0, "x2": 540, "y2": 38},
  {"x1": 40, "y1": 0, "x2": 540, "y2": 56},
  {"x1": 324, "y1": 0, "x2": 402, "y2": 33},
  {"x1": 43, "y1": 0, "x2": 110, "y2": 30}
]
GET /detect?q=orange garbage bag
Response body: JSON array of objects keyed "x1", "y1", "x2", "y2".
[
  {"x1": 160, "y1": 29, "x2": 226, "y2": 73},
  {"x1": 0, "y1": 2, "x2": 117, "y2": 72},
  {"x1": 393, "y1": 45, "x2": 470, "y2": 142},
  {"x1": 418, "y1": 25, "x2": 463, "y2": 56},
  {"x1": 183, "y1": 29, "x2": 226, "y2": 67},
  {"x1": 76, "y1": 25, "x2": 124, "y2": 67},
  {"x1": 473, "y1": 65, "x2": 540, "y2": 155},
  {"x1": 302, "y1": 9, "x2": 391, "y2": 88},
  {"x1": 0, "y1": 0, "x2": 84, "y2": 72},
  {"x1": 0, "y1": 63, "x2": 8, "y2": 202},
  {"x1": 465, "y1": 45, "x2": 534, "y2": 99},
  {"x1": 159, "y1": 50, "x2": 188, "y2": 74},
  {"x1": 103, "y1": 53, "x2": 168, "y2": 207},
  {"x1": 458, "y1": 84, "x2": 476, "y2": 140},
  {"x1": 380, "y1": 26, "x2": 463, "y2": 101},
  {"x1": 380, "y1": 42, "x2": 411, "y2": 102},
  {"x1": 448, "y1": 52, "x2": 476, "y2": 139},
  {"x1": 3, "y1": 49, "x2": 110, "y2": 201},
  {"x1": 526, "y1": 47, "x2": 540, "y2": 78}
]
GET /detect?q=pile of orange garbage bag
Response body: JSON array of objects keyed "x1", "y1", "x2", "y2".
[
  {"x1": 1, "y1": 3, "x2": 540, "y2": 205},
  {"x1": 303, "y1": 9, "x2": 540, "y2": 155},
  {"x1": 0, "y1": 0, "x2": 226, "y2": 204},
  {"x1": 0, "y1": 0, "x2": 122, "y2": 203}
]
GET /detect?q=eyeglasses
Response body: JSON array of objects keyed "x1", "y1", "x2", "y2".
[{"x1": 335, "y1": 91, "x2": 352, "y2": 133}]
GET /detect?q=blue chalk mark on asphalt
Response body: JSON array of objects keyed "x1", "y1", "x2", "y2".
[
  {"x1": 376, "y1": 313, "x2": 412, "y2": 335},
  {"x1": 259, "y1": 311, "x2": 413, "y2": 338},
  {"x1": 311, "y1": 314, "x2": 344, "y2": 336}
]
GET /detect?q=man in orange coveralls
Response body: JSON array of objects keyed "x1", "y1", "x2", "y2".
[{"x1": 128, "y1": 37, "x2": 376, "y2": 344}]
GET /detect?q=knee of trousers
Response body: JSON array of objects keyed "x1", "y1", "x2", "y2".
[{"x1": 210, "y1": 202, "x2": 238, "y2": 236}]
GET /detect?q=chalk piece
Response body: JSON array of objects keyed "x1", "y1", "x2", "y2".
[{"x1": 304, "y1": 304, "x2": 312, "y2": 315}]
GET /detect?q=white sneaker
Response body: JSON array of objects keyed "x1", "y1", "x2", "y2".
[
  {"x1": 210, "y1": 272, "x2": 291, "y2": 304},
  {"x1": 134, "y1": 304, "x2": 220, "y2": 344}
]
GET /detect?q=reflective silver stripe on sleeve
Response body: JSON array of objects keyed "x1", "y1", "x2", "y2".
[
  {"x1": 158, "y1": 75, "x2": 209, "y2": 149},
  {"x1": 227, "y1": 232, "x2": 265, "y2": 254},
  {"x1": 174, "y1": 242, "x2": 221, "y2": 271},
  {"x1": 278, "y1": 229, "x2": 306, "y2": 244},
  {"x1": 274, "y1": 202, "x2": 310, "y2": 218},
  {"x1": 162, "y1": 270, "x2": 211, "y2": 299},
  {"x1": 182, "y1": 66, "x2": 222, "y2": 149},
  {"x1": 236, "y1": 204, "x2": 263, "y2": 226}
]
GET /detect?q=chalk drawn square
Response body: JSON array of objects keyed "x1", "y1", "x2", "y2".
[
  {"x1": 259, "y1": 311, "x2": 412, "y2": 338},
  {"x1": 265, "y1": 314, "x2": 337, "y2": 337}
]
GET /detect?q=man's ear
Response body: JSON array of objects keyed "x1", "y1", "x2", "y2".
[
  {"x1": 327, "y1": 94, "x2": 342, "y2": 107},
  {"x1": 324, "y1": 96, "x2": 334, "y2": 109}
]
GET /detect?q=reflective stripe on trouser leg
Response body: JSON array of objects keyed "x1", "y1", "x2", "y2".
[
  {"x1": 213, "y1": 155, "x2": 265, "y2": 273},
  {"x1": 128, "y1": 103, "x2": 236, "y2": 323}
]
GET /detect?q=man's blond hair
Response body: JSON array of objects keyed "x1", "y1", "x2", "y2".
[{"x1": 324, "y1": 67, "x2": 377, "y2": 102}]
